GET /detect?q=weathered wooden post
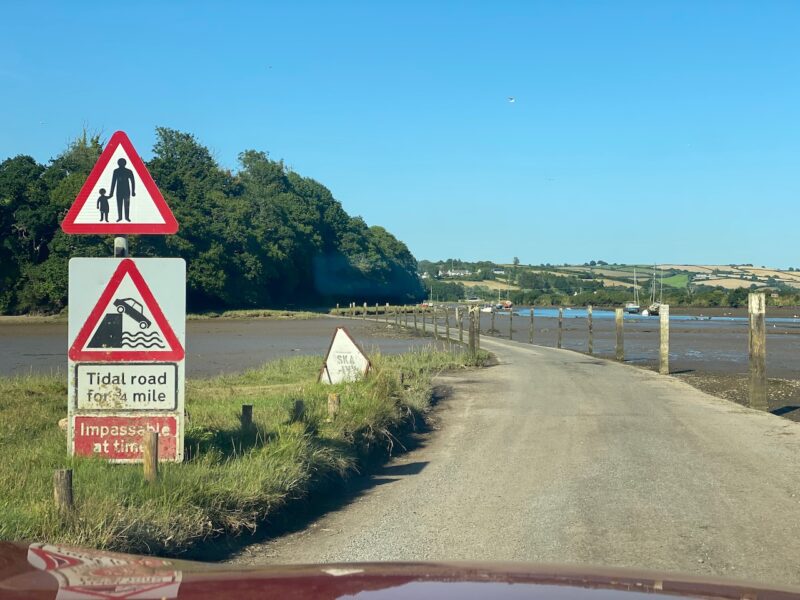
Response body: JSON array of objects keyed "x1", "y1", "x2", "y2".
[
  {"x1": 241, "y1": 404, "x2": 253, "y2": 429},
  {"x1": 53, "y1": 469, "x2": 74, "y2": 515},
  {"x1": 490, "y1": 308, "x2": 496, "y2": 334},
  {"x1": 433, "y1": 306, "x2": 439, "y2": 339},
  {"x1": 394, "y1": 306, "x2": 399, "y2": 326},
  {"x1": 413, "y1": 307, "x2": 418, "y2": 332},
  {"x1": 659, "y1": 304, "x2": 670, "y2": 375},
  {"x1": 363, "y1": 302, "x2": 367, "y2": 320},
  {"x1": 587, "y1": 305, "x2": 593, "y2": 355},
  {"x1": 458, "y1": 307, "x2": 464, "y2": 343},
  {"x1": 405, "y1": 306, "x2": 409, "y2": 328},
  {"x1": 508, "y1": 308, "x2": 513, "y2": 339},
  {"x1": 557, "y1": 307, "x2": 564, "y2": 349},
  {"x1": 475, "y1": 309, "x2": 481, "y2": 350},
  {"x1": 327, "y1": 392, "x2": 340, "y2": 420},
  {"x1": 351, "y1": 302, "x2": 356, "y2": 318},
  {"x1": 422, "y1": 307, "x2": 427, "y2": 333},
  {"x1": 385, "y1": 302, "x2": 389, "y2": 323},
  {"x1": 143, "y1": 432, "x2": 158, "y2": 483},
  {"x1": 749, "y1": 293, "x2": 768, "y2": 411},
  {"x1": 468, "y1": 308, "x2": 477, "y2": 357},
  {"x1": 375, "y1": 302, "x2": 378, "y2": 319},
  {"x1": 445, "y1": 307, "x2": 451, "y2": 342},
  {"x1": 529, "y1": 305, "x2": 534, "y2": 344},
  {"x1": 615, "y1": 308, "x2": 624, "y2": 362},
  {"x1": 291, "y1": 399, "x2": 305, "y2": 422}
]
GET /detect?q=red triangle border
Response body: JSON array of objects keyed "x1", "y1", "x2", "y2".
[
  {"x1": 61, "y1": 131, "x2": 178, "y2": 235},
  {"x1": 68, "y1": 259, "x2": 184, "y2": 361}
]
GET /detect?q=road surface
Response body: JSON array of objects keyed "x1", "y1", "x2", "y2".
[{"x1": 232, "y1": 334, "x2": 800, "y2": 587}]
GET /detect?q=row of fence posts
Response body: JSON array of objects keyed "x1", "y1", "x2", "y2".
[
  {"x1": 54, "y1": 430, "x2": 160, "y2": 515},
  {"x1": 346, "y1": 292, "x2": 769, "y2": 412},
  {"x1": 54, "y1": 386, "x2": 350, "y2": 515}
]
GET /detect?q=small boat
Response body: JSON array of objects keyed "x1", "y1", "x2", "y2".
[
  {"x1": 624, "y1": 302, "x2": 640, "y2": 314},
  {"x1": 480, "y1": 305, "x2": 494, "y2": 313}
]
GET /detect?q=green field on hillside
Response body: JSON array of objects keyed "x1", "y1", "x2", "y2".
[{"x1": 660, "y1": 273, "x2": 690, "y2": 288}]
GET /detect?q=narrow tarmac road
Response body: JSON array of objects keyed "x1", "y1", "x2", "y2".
[{"x1": 232, "y1": 336, "x2": 800, "y2": 587}]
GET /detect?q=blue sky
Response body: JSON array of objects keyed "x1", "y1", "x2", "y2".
[{"x1": 2, "y1": 1, "x2": 799, "y2": 267}]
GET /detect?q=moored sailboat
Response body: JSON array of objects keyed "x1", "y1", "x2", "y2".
[{"x1": 624, "y1": 267, "x2": 641, "y2": 314}]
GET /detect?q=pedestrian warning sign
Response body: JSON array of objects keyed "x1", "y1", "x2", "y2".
[
  {"x1": 61, "y1": 131, "x2": 178, "y2": 235},
  {"x1": 69, "y1": 259, "x2": 184, "y2": 362}
]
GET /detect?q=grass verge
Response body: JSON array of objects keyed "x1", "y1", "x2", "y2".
[{"x1": 0, "y1": 348, "x2": 489, "y2": 557}]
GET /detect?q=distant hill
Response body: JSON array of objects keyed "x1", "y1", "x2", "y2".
[{"x1": 419, "y1": 259, "x2": 800, "y2": 307}]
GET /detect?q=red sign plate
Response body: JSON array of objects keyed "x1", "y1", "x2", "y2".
[{"x1": 73, "y1": 415, "x2": 178, "y2": 460}]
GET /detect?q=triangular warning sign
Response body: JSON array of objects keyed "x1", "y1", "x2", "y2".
[
  {"x1": 319, "y1": 327, "x2": 371, "y2": 384},
  {"x1": 69, "y1": 259, "x2": 184, "y2": 361},
  {"x1": 61, "y1": 131, "x2": 178, "y2": 235}
]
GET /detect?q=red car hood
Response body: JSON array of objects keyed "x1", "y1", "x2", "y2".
[{"x1": 0, "y1": 542, "x2": 797, "y2": 599}]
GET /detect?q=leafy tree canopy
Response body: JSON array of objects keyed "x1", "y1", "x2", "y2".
[{"x1": 0, "y1": 128, "x2": 424, "y2": 314}]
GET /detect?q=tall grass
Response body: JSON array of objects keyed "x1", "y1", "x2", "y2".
[{"x1": 0, "y1": 348, "x2": 488, "y2": 556}]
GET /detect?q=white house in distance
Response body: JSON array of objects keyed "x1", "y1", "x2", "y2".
[{"x1": 439, "y1": 269, "x2": 472, "y2": 278}]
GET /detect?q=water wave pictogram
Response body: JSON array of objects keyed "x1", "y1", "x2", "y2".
[{"x1": 120, "y1": 331, "x2": 165, "y2": 349}]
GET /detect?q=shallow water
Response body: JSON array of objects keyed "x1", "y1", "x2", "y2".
[{"x1": 0, "y1": 317, "x2": 443, "y2": 378}]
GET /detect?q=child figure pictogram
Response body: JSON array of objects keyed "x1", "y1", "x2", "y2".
[{"x1": 96, "y1": 188, "x2": 112, "y2": 222}]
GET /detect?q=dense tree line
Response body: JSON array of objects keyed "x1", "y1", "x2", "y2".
[{"x1": 0, "y1": 129, "x2": 424, "y2": 314}]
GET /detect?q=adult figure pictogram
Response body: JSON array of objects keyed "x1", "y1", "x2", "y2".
[{"x1": 109, "y1": 158, "x2": 136, "y2": 222}]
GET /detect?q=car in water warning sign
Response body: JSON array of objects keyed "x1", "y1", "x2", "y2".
[{"x1": 68, "y1": 258, "x2": 185, "y2": 462}]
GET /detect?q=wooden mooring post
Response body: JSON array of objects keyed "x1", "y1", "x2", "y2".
[
  {"x1": 587, "y1": 305, "x2": 593, "y2": 355},
  {"x1": 659, "y1": 304, "x2": 670, "y2": 375},
  {"x1": 557, "y1": 307, "x2": 564, "y2": 349},
  {"x1": 475, "y1": 309, "x2": 481, "y2": 350},
  {"x1": 327, "y1": 392, "x2": 340, "y2": 420},
  {"x1": 143, "y1": 432, "x2": 158, "y2": 483},
  {"x1": 53, "y1": 469, "x2": 74, "y2": 515},
  {"x1": 529, "y1": 305, "x2": 534, "y2": 344},
  {"x1": 508, "y1": 308, "x2": 513, "y2": 339},
  {"x1": 413, "y1": 307, "x2": 418, "y2": 332},
  {"x1": 468, "y1": 308, "x2": 477, "y2": 357},
  {"x1": 748, "y1": 293, "x2": 768, "y2": 411},
  {"x1": 422, "y1": 307, "x2": 427, "y2": 333},
  {"x1": 433, "y1": 306, "x2": 439, "y2": 339},
  {"x1": 615, "y1": 308, "x2": 624, "y2": 362},
  {"x1": 445, "y1": 307, "x2": 451, "y2": 342},
  {"x1": 458, "y1": 307, "x2": 464, "y2": 343},
  {"x1": 241, "y1": 404, "x2": 253, "y2": 429},
  {"x1": 490, "y1": 309, "x2": 496, "y2": 334}
]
